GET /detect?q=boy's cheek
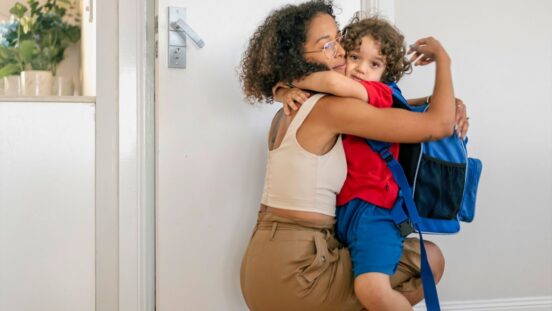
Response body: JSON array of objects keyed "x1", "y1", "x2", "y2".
[{"x1": 344, "y1": 63, "x2": 352, "y2": 78}]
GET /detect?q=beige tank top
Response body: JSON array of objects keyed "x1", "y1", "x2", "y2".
[{"x1": 261, "y1": 94, "x2": 347, "y2": 217}]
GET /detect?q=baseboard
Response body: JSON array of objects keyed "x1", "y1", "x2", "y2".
[{"x1": 413, "y1": 296, "x2": 552, "y2": 311}]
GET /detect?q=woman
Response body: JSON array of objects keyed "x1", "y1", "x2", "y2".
[{"x1": 240, "y1": 1, "x2": 454, "y2": 310}]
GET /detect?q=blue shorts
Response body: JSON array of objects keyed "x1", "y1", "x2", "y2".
[{"x1": 336, "y1": 198, "x2": 404, "y2": 277}]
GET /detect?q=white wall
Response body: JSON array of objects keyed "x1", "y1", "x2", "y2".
[
  {"x1": 0, "y1": 0, "x2": 19, "y2": 20},
  {"x1": 395, "y1": 0, "x2": 552, "y2": 303},
  {"x1": 0, "y1": 101, "x2": 95, "y2": 310}
]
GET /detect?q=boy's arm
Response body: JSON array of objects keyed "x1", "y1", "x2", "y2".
[
  {"x1": 293, "y1": 71, "x2": 369, "y2": 102},
  {"x1": 273, "y1": 86, "x2": 311, "y2": 116},
  {"x1": 406, "y1": 37, "x2": 455, "y2": 133}
]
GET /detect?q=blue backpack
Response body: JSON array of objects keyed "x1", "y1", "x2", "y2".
[{"x1": 366, "y1": 82, "x2": 483, "y2": 311}]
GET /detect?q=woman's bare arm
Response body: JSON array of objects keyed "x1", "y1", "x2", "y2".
[
  {"x1": 314, "y1": 97, "x2": 452, "y2": 143},
  {"x1": 312, "y1": 37, "x2": 455, "y2": 143}
]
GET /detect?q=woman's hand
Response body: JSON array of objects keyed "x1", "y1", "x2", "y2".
[
  {"x1": 274, "y1": 87, "x2": 311, "y2": 116},
  {"x1": 454, "y1": 98, "x2": 469, "y2": 139}
]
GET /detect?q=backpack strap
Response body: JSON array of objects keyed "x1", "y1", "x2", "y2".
[
  {"x1": 366, "y1": 140, "x2": 441, "y2": 311},
  {"x1": 367, "y1": 82, "x2": 441, "y2": 310},
  {"x1": 368, "y1": 140, "x2": 421, "y2": 226}
]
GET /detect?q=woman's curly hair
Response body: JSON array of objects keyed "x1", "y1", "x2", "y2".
[
  {"x1": 341, "y1": 15, "x2": 412, "y2": 83},
  {"x1": 240, "y1": 0, "x2": 335, "y2": 104}
]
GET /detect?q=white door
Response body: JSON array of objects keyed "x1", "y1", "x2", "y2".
[{"x1": 155, "y1": 1, "x2": 360, "y2": 309}]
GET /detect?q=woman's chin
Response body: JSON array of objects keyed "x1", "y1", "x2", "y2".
[{"x1": 333, "y1": 66, "x2": 346, "y2": 75}]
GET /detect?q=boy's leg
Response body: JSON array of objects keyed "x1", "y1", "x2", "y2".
[
  {"x1": 355, "y1": 272, "x2": 412, "y2": 311},
  {"x1": 339, "y1": 200, "x2": 412, "y2": 310},
  {"x1": 392, "y1": 239, "x2": 445, "y2": 305},
  {"x1": 353, "y1": 239, "x2": 447, "y2": 311}
]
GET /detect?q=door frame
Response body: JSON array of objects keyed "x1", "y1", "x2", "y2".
[
  {"x1": 360, "y1": 0, "x2": 395, "y2": 21},
  {"x1": 96, "y1": 0, "x2": 156, "y2": 309}
]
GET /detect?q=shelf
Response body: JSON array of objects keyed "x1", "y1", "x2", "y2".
[{"x1": 0, "y1": 96, "x2": 96, "y2": 103}]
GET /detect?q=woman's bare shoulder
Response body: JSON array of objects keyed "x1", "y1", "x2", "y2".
[{"x1": 268, "y1": 108, "x2": 285, "y2": 149}]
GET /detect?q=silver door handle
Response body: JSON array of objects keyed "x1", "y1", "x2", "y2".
[
  {"x1": 170, "y1": 19, "x2": 205, "y2": 48},
  {"x1": 168, "y1": 7, "x2": 205, "y2": 69}
]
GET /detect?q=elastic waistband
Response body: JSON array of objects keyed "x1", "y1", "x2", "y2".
[
  {"x1": 256, "y1": 213, "x2": 336, "y2": 242},
  {"x1": 256, "y1": 221, "x2": 330, "y2": 232}
]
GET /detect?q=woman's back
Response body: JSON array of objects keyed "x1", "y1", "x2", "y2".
[{"x1": 261, "y1": 94, "x2": 346, "y2": 222}]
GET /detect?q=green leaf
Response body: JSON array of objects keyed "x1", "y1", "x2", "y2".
[
  {"x1": 0, "y1": 63, "x2": 20, "y2": 79},
  {"x1": 29, "y1": 1, "x2": 39, "y2": 15},
  {"x1": 9, "y1": 3, "x2": 28, "y2": 18},
  {"x1": 0, "y1": 47, "x2": 12, "y2": 61},
  {"x1": 19, "y1": 40, "x2": 36, "y2": 64},
  {"x1": 65, "y1": 26, "x2": 80, "y2": 42}
]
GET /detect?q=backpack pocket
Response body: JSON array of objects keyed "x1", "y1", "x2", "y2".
[
  {"x1": 414, "y1": 155, "x2": 466, "y2": 220},
  {"x1": 459, "y1": 157, "x2": 482, "y2": 222}
]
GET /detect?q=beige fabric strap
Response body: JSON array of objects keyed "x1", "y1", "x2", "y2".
[{"x1": 280, "y1": 93, "x2": 326, "y2": 145}]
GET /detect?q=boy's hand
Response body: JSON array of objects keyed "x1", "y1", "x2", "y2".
[
  {"x1": 454, "y1": 98, "x2": 469, "y2": 139},
  {"x1": 275, "y1": 87, "x2": 311, "y2": 116},
  {"x1": 407, "y1": 37, "x2": 450, "y2": 66}
]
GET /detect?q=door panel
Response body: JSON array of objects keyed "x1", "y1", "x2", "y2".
[{"x1": 156, "y1": 1, "x2": 359, "y2": 309}]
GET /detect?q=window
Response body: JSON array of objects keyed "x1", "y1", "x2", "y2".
[{"x1": 0, "y1": 0, "x2": 95, "y2": 97}]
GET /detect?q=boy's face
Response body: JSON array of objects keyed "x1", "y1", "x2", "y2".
[{"x1": 345, "y1": 35, "x2": 386, "y2": 82}]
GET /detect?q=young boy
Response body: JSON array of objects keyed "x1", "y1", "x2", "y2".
[{"x1": 274, "y1": 16, "x2": 467, "y2": 310}]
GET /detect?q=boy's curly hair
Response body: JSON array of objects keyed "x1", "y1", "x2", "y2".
[
  {"x1": 240, "y1": 0, "x2": 335, "y2": 103},
  {"x1": 341, "y1": 15, "x2": 412, "y2": 83}
]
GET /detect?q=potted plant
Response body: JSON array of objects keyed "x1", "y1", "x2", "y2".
[
  {"x1": 0, "y1": 21, "x2": 21, "y2": 95},
  {"x1": 3, "y1": 0, "x2": 80, "y2": 96}
]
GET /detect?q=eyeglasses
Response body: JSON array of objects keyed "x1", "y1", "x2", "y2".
[{"x1": 304, "y1": 34, "x2": 343, "y2": 59}]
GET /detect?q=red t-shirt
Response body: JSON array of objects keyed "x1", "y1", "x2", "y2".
[{"x1": 336, "y1": 80, "x2": 399, "y2": 209}]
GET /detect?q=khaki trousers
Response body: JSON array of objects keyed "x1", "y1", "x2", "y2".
[{"x1": 240, "y1": 211, "x2": 422, "y2": 311}]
